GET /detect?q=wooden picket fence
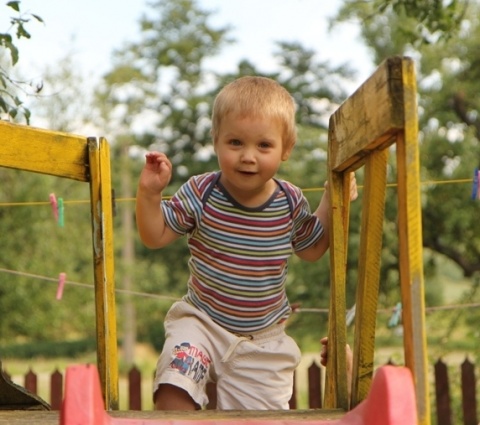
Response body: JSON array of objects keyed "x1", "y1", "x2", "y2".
[{"x1": 2, "y1": 357, "x2": 478, "y2": 424}]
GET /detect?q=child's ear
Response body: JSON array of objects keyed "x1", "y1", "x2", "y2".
[{"x1": 281, "y1": 145, "x2": 294, "y2": 161}]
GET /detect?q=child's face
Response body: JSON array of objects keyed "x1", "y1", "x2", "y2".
[{"x1": 214, "y1": 112, "x2": 290, "y2": 202}]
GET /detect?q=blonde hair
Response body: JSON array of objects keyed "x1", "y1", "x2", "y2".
[{"x1": 211, "y1": 76, "x2": 297, "y2": 153}]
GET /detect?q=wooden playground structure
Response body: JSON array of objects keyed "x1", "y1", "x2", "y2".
[{"x1": 0, "y1": 56, "x2": 429, "y2": 424}]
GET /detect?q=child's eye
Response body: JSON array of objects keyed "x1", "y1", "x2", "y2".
[
  {"x1": 229, "y1": 139, "x2": 242, "y2": 146},
  {"x1": 259, "y1": 141, "x2": 272, "y2": 149}
]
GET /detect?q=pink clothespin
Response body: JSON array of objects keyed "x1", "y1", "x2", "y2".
[
  {"x1": 49, "y1": 193, "x2": 58, "y2": 221},
  {"x1": 56, "y1": 272, "x2": 66, "y2": 300}
]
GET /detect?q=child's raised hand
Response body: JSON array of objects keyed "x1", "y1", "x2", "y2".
[
  {"x1": 320, "y1": 336, "x2": 353, "y2": 372},
  {"x1": 348, "y1": 172, "x2": 358, "y2": 201},
  {"x1": 139, "y1": 152, "x2": 172, "y2": 194},
  {"x1": 320, "y1": 336, "x2": 329, "y2": 367},
  {"x1": 320, "y1": 336, "x2": 353, "y2": 398},
  {"x1": 323, "y1": 172, "x2": 358, "y2": 201}
]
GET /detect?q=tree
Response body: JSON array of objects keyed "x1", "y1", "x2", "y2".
[
  {"x1": 0, "y1": 1, "x2": 43, "y2": 122},
  {"x1": 333, "y1": 0, "x2": 467, "y2": 48}
]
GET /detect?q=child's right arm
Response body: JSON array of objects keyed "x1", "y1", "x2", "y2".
[{"x1": 136, "y1": 152, "x2": 181, "y2": 248}]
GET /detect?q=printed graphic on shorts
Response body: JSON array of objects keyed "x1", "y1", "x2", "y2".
[{"x1": 169, "y1": 342, "x2": 212, "y2": 383}]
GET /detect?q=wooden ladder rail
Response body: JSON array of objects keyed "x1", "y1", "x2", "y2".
[
  {"x1": 323, "y1": 56, "x2": 430, "y2": 425},
  {"x1": 0, "y1": 120, "x2": 119, "y2": 410}
]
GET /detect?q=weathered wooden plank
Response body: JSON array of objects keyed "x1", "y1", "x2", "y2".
[
  {"x1": 0, "y1": 120, "x2": 89, "y2": 181},
  {"x1": 395, "y1": 59, "x2": 430, "y2": 425},
  {"x1": 0, "y1": 409, "x2": 346, "y2": 425},
  {"x1": 110, "y1": 409, "x2": 346, "y2": 420},
  {"x1": 88, "y1": 137, "x2": 119, "y2": 411},
  {"x1": 350, "y1": 149, "x2": 388, "y2": 408},
  {"x1": 328, "y1": 56, "x2": 407, "y2": 172},
  {"x1": 0, "y1": 412, "x2": 57, "y2": 425},
  {"x1": 324, "y1": 171, "x2": 350, "y2": 410}
]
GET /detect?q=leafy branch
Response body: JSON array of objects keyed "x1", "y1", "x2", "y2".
[
  {"x1": 375, "y1": 0, "x2": 466, "y2": 43},
  {"x1": 0, "y1": 1, "x2": 43, "y2": 123}
]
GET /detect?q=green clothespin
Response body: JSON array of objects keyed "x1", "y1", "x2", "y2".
[
  {"x1": 58, "y1": 197, "x2": 64, "y2": 227},
  {"x1": 388, "y1": 302, "x2": 402, "y2": 328}
]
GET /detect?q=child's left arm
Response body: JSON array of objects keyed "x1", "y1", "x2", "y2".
[{"x1": 296, "y1": 172, "x2": 357, "y2": 262}]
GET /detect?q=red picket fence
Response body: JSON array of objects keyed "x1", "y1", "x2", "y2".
[{"x1": 2, "y1": 358, "x2": 478, "y2": 424}]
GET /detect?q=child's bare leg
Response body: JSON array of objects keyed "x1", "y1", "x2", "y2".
[{"x1": 154, "y1": 384, "x2": 199, "y2": 410}]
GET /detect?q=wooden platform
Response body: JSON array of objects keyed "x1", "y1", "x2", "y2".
[{"x1": 0, "y1": 409, "x2": 346, "y2": 425}]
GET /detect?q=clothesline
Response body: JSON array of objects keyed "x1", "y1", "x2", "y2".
[
  {"x1": 0, "y1": 267, "x2": 478, "y2": 315},
  {"x1": 0, "y1": 177, "x2": 475, "y2": 207}
]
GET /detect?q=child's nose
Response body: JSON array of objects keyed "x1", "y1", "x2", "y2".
[{"x1": 241, "y1": 148, "x2": 256, "y2": 162}]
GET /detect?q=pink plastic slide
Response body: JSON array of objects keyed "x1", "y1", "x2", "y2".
[{"x1": 60, "y1": 364, "x2": 417, "y2": 425}]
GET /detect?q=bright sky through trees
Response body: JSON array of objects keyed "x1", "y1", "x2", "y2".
[{"x1": 9, "y1": 0, "x2": 373, "y2": 85}]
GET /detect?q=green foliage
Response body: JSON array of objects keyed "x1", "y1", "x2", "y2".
[
  {"x1": 0, "y1": 170, "x2": 98, "y2": 343},
  {"x1": 0, "y1": 338, "x2": 96, "y2": 359},
  {"x1": 1, "y1": 2, "x2": 43, "y2": 63},
  {"x1": 376, "y1": 0, "x2": 464, "y2": 41},
  {"x1": 334, "y1": 0, "x2": 466, "y2": 52},
  {"x1": 0, "y1": 1, "x2": 43, "y2": 122}
]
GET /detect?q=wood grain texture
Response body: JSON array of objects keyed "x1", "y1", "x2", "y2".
[
  {"x1": 0, "y1": 409, "x2": 345, "y2": 425},
  {"x1": 88, "y1": 137, "x2": 119, "y2": 411},
  {"x1": 350, "y1": 149, "x2": 388, "y2": 408},
  {"x1": 328, "y1": 56, "x2": 405, "y2": 172},
  {"x1": 0, "y1": 120, "x2": 89, "y2": 181}
]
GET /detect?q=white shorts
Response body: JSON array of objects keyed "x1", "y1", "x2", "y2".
[{"x1": 153, "y1": 301, "x2": 301, "y2": 409}]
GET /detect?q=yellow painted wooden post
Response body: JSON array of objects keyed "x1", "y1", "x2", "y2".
[
  {"x1": 0, "y1": 121, "x2": 119, "y2": 410},
  {"x1": 325, "y1": 56, "x2": 430, "y2": 425},
  {"x1": 350, "y1": 149, "x2": 388, "y2": 408},
  {"x1": 324, "y1": 170, "x2": 350, "y2": 410},
  {"x1": 395, "y1": 59, "x2": 430, "y2": 425},
  {"x1": 88, "y1": 137, "x2": 119, "y2": 410}
]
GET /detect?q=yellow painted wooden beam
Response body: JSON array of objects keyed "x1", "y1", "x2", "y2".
[
  {"x1": 0, "y1": 120, "x2": 89, "y2": 181},
  {"x1": 328, "y1": 56, "x2": 406, "y2": 172}
]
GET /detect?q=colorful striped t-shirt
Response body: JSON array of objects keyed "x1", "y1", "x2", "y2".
[{"x1": 161, "y1": 172, "x2": 324, "y2": 333}]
